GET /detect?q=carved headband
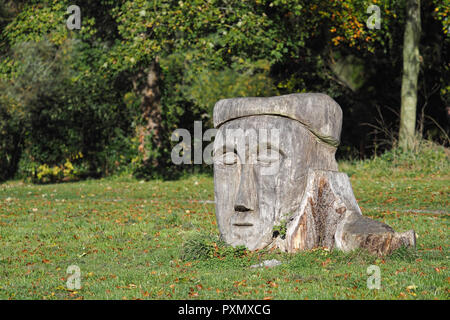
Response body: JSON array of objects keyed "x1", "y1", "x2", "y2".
[{"x1": 213, "y1": 93, "x2": 343, "y2": 147}]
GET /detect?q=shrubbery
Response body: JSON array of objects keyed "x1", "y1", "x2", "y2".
[
  {"x1": 0, "y1": 1, "x2": 448, "y2": 182},
  {"x1": 0, "y1": 38, "x2": 139, "y2": 183},
  {"x1": 339, "y1": 140, "x2": 450, "y2": 178}
]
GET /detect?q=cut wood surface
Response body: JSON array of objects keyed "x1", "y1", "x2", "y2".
[{"x1": 276, "y1": 169, "x2": 416, "y2": 256}]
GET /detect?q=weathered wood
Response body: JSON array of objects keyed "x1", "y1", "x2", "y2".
[
  {"x1": 273, "y1": 169, "x2": 416, "y2": 255},
  {"x1": 213, "y1": 93, "x2": 416, "y2": 256},
  {"x1": 214, "y1": 93, "x2": 343, "y2": 147},
  {"x1": 281, "y1": 169, "x2": 362, "y2": 252},
  {"x1": 213, "y1": 115, "x2": 340, "y2": 251},
  {"x1": 337, "y1": 211, "x2": 416, "y2": 256}
]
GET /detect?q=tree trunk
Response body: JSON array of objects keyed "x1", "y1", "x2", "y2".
[
  {"x1": 136, "y1": 58, "x2": 163, "y2": 166},
  {"x1": 399, "y1": 0, "x2": 421, "y2": 150}
]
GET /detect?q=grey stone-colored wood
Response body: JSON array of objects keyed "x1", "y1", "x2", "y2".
[
  {"x1": 282, "y1": 169, "x2": 362, "y2": 252},
  {"x1": 213, "y1": 93, "x2": 416, "y2": 256},
  {"x1": 336, "y1": 211, "x2": 416, "y2": 256},
  {"x1": 214, "y1": 93, "x2": 343, "y2": 147}
]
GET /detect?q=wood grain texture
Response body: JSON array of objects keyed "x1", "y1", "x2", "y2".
[
  {"x1": 213, "y1": 93, "x2": 416, "y2": 256},
  {"x1": 213, "y1": 93, "x2": 343, "y2": 147}
]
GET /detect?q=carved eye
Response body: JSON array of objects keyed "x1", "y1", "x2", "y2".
[
  {"x1": 223, "y1": 152, "x2": 238, "y2": 165},
  {"x1": 214, "y1": 152, "x2": 238, "y2": 166}
]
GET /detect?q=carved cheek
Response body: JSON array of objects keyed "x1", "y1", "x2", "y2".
[
  {"x1": 255, "y1": 165, "x2": 280, "y2": 225},
  {"x1": 213, "y1": 162, "x2": 241, "y2": 229}
]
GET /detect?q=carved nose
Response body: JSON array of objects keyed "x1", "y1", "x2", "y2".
[
  {"x1": 234, "y1": 164, "x2": 256, "y2": 212},
  {"x1": 234, "y1": 204, "x2": 251, "y2": 212}
]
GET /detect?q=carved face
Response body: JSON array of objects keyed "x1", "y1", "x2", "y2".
[{"x1": 213, "y1": 115, "x2": 337, "y2": 250}]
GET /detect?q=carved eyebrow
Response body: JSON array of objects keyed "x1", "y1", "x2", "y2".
[{"x1": 214, "y1": 142, "x2": 285, "y2": 157}]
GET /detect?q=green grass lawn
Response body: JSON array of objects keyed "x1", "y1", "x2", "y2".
[{"x1": 0, "y1": 166, "x2": 448, "y2": 300}]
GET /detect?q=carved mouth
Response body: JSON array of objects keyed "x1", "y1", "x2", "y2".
[{"x1": 233, "y1": 222, "x2": 254, "y2": 227}]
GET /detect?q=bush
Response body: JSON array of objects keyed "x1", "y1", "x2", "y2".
[{"x1": 0, "y1": 38, "x2": 139, "y2": 182}]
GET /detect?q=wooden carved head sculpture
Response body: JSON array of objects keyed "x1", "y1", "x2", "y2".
[{"x1": 213, "y1": 93, "x2": 415, "y2": 256}]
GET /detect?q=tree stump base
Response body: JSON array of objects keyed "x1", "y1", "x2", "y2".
[{"x1": 272, "y1": 169, "x2": 416, "y2": 256}]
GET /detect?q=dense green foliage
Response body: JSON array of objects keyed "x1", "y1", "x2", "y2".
[{"x1": 0, "y1": 0, "x2": 448, "y2": 181}]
